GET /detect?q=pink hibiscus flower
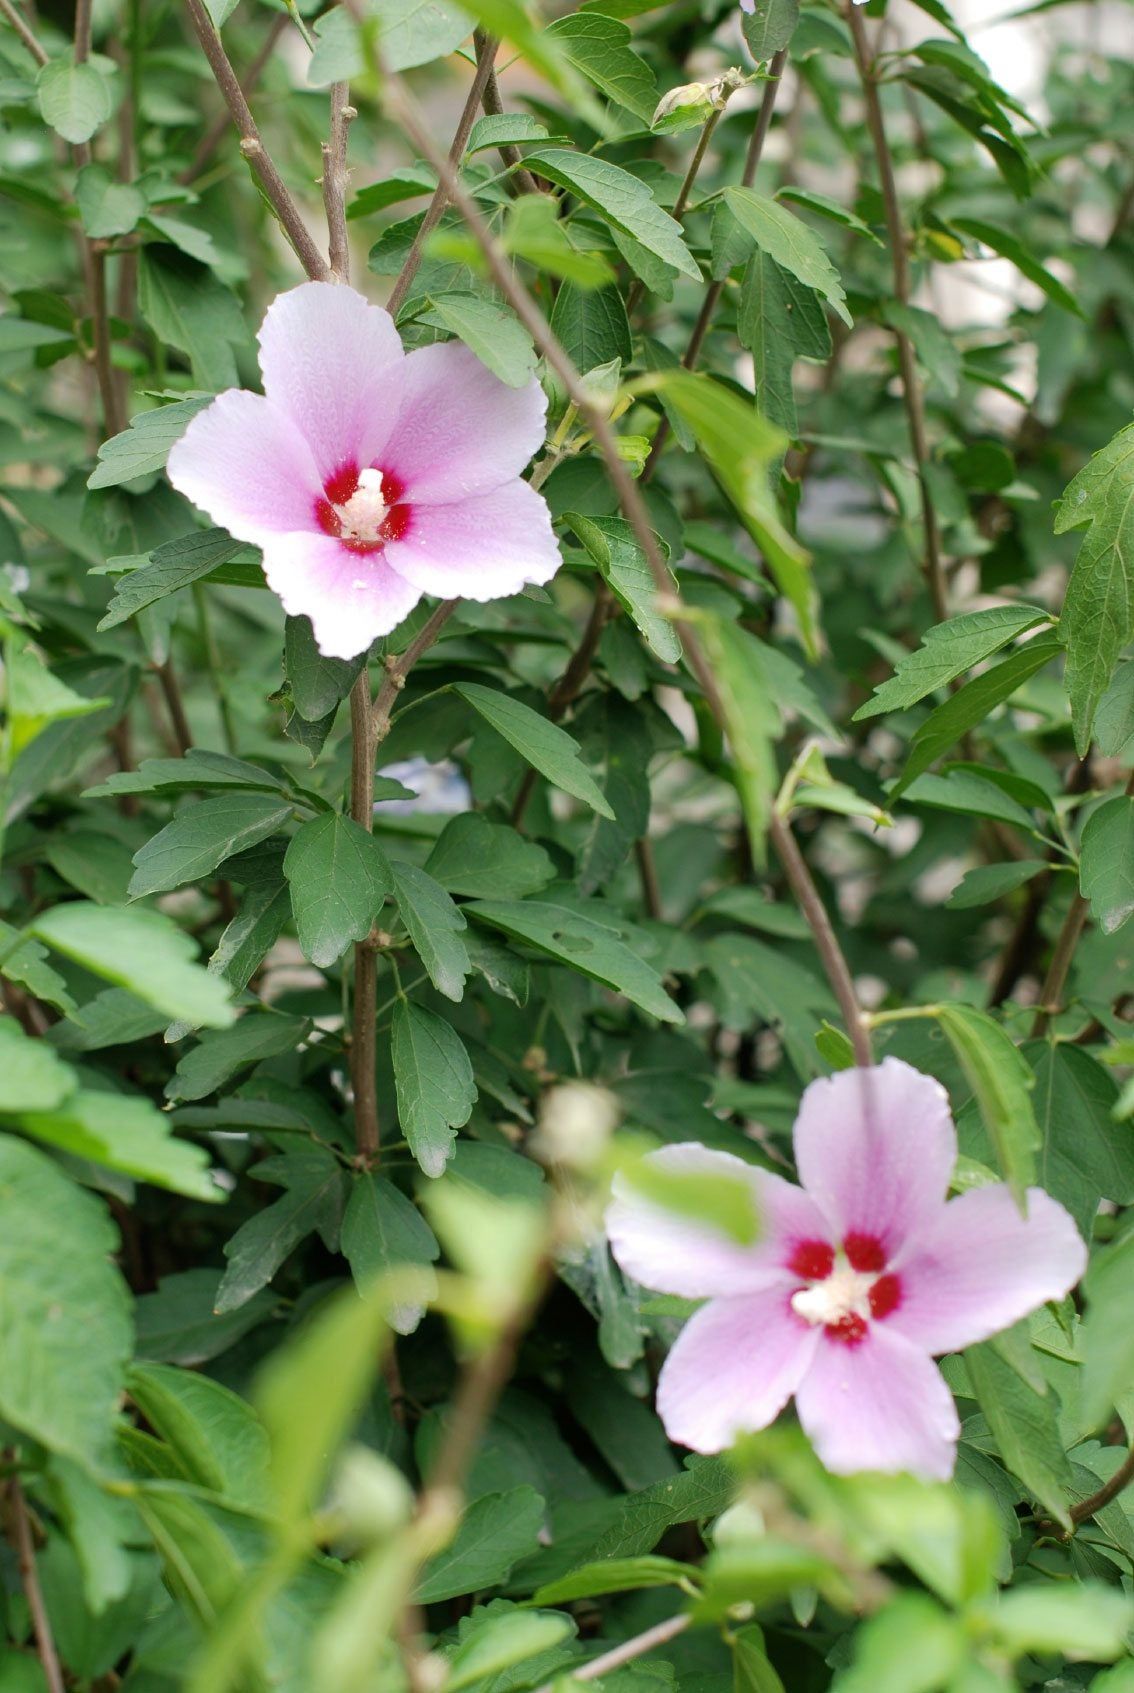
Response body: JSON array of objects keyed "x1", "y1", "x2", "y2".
[
  {"x1": 166, "y1": 282, "x2": 560, "y2": 659},
  {"x1": 606, "y1": 1057, "x2": 1086, "y2": 1480}
]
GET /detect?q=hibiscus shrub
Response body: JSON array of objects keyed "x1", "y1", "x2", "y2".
[{"x1": 1, "y1": 0, "x2": 1133, "y2": 1687}]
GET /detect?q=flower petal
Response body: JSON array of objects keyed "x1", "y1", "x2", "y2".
[
  {"x1": 607, "y1": 1143, "x2": 833, "y2": 1298},
  {"x1": 166, "y1": 390, "x2": 321, "y2": 541},
  {"x1": 384, "y1": 479, "x2": 560, "y2": 601},
  {"x1": 795, "y1": 1325, "x2": 960, "y2": 1480},
  {"x1": 657, "y1": 1292, "x2": 820, "y2": 1453},
  {"x1": 260, "y1": 531, "x2": 422, "y2": 660},
  {"x1": 383, "y1": 342, "x2": 547, "y2": 504},
  {"x1": 886, "y1": 1185, "x2": 1087, "y2": 1356},
  {"x1": 257, "y1": 282, "x2": 405, "y2": 483},
  {"x1": 793, "y1": 1058, "x2": 956, "y2": 1258}
]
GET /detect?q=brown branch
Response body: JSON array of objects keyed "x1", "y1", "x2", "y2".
[
  {"x1": 475, "y1": 27, "x2": 539, "y2": 194},
  {"x1": 0, "y1": 0, "x2": 46, "y2": 62},
  {"x1": 1070, "y1": 1446, "x2": 1134, "y2": 1525},
  {"x1": 376, "y1": 57, "x2": 871, "y2": 1065},
  {"x1": 385, "y1": 36, "x2": 501, "y2": 319},
  {"x1": 642, "y1": 50, "x2": 787, "y2": 478},
  {"x1": 156, "y1": 658, "x2": 193, "y2": 755},
  {"x1": 370, "y1": 599, "x2": 457, "y2": 742},
  {"x1": 183, "y1": 0, "x2": 329, "y2": 280},
  {"x1": 182, "y1": 13, "x2": 289, "y2": 184},
  {"x1": 846, "y1": 5, "x2": 947, "y2": 624},
  {"x1": 8, "y1": 1469, "x2": 65, "y2": 1693},
  {"x1": 533, "y1": 1614, "x2": 692, "y2": 1693},
  {"x1": 322, "y1": 83, "x2": 355, "y2": 283}
]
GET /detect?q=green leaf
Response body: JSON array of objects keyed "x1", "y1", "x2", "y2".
[
  {"x1": 129, "y1": 792, "x2": 292, "y2": 899},
  {"x1": 1081, "y1": 1232, "x2": 1134, "y2": 1426},
  {"x1": 467, "y1": 896, "x2": 682, "y2": 1023},
  {"x1": 733, "y1": 1623, "x2": 787, "y2": 1693},
  {"x1": 890, "y1": 635, "x2": 1061, "y2": 798},
  {"x1": 549, "y1": 282, "x2": 632, "y2": 371},
  {"x1": 566, "y1": 512, "x2": 680, "y2": 663},
  {"x1": 0, "y1": 1136, "x2": 131, "y2": 1463},
  {"x1": 724, "y1": 186, "x2": 851, "y2": 326},
  {"x1": 389, "y1": 860, "x2": 470, "y2": 1002},
  {"x1": 166, "y1": 1011, "x2": 307, "y2": 1103},
  {"x1": 308, "y1": 0, "x2": 472, "y2": 83},
  {"x1": 1026, "y1": 1041, "x2": 1134, "y2": 1238},
  {"x1": 424, "y1": 812, "x2": 554, "y2": 899},
  {"x1": 855, "y1": 606, "x2": 1051, "y2": 720},
  {"x1": 416, "y1": 1487, "x2": 544, "y2": 1603},
  {"x1": 215, "y1": 1146, "x2": 344, "y2": 1314},
  {"x1": 466, "y1": 112, "x2": 551, "y2": 154},
  {"x1": 946, "y1": 860, "x2": 1047, "y2": 909},
  {"x1": 127, "y1": 1361, "x2": 270, "y2": 1512},
  {"x1": 74, "y1": 162, "x2": 145, "y2": 238},
  {"x1": 777, "y1": 186, "x2": 883, "y2": 246},
  {"x1": 284, "y1": 814, "x2": 392, "y2": 968},
  {"x1": 533, "y1": 1554, "x2": 698, "y2": 1606},
  {"x1": 741, "y1": 0, "x2": 799, "y2": 58},
  {"x1": 828, "y1": 1592, "x2": 963, "y2": 1693},
  {"x1": 883, "y1": 303, "x2": 964, "y2": 399},
  {"x1": 1080, "y1": 794, "x2": 1134, "y2": 935},
  {"x1": 85, "y1": 747, "x2": 290, "y2": 800},
  {"x1": 503, "y1": 193, "x2": 615, "y2": 288},
  {"x1": 87, "y1": 396, "x2": 213, "y2": 490},
  {"x1": 1054, "y1": 422, "x2": 1134, "y2": 754},
  {"x1": 523, "y1": 148, "x2": 700, "y2": 282},
  {"x1": 650, "y1": 371, "x2": 816, "y2": 655},
  {"x1": 704, "y1": 933, "x2": 831, "y2": 1078},
  {"x1": 453, "y1": 682, "x2": 613, "y2": 818},
  {"x1": 19, "y1": 1089, "x2": 219, "y2": 1199},
  {"x1": 934, "y1": 1003, "x2": 1039, "y2": 1202},
  {"x1": 30, "y1": 902, "x2": 236, "y2": 1028},
  {"x1": 284, "y1": 614, "x2": 366, "y2": 721},
  {"x1": 391, "y1": 999, "x2": 476, "y2": 1177},
  {"x1": 966, "y1": 1341, "x2": 1072, "y2": 1525},
  {"x1": 341, "y1": 1170, "x2": 439, "y2": 1332},
  {"x1": 696, "y1": 618, "x2": 780, "y2": 863},
  {"x1": 950, "y1": 217, "x2": 1084, "y2": 318},
  {"x1": 444, "y1": 1608, "x2": 575, "y2": 1692},
  {"x1": 98, "y1": 528, "x2": 245, "y2": 629},
  {"x1": 989, "y1": 1585, "x2": 1133, "y2": 1661},
  {"x1": 545, "y1": 11, "x2": 657, "y2": 123},
  {"x1": 902, "y1": 769, "x2": 1041, "y2": 834},
  {"x1": 417, "y1": 291, "x2": 536, "y2": 388},
  {"x1": 1094, "y1": 662, "x2": 1134, "y2": 759},
  {"x1": 739, "y1": 249, "x2": 831, "y2": 435},
  {"x1": 135, "y1": 1269, "x2": 276, "y2": 1365},
  {"x1": 137, "y1": 247, "x2": 248, "y2": 391},
  {"x1": 36, "y1": 53, "x2": 112, "y2": 144},
  {"x1": 0, "y1": 1017, "x2": 75, "y2": 1111},
  {"x1": 4, "y1": 645, "x2": 109, "y2": 758}
]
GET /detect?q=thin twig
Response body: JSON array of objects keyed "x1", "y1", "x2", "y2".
[
  {"x1": 377, "y1": 58, "x2": 871, "y2": 1065},
  {"x1": 1070, "y1": 1446, "x2": 1134, "y2": 1525},
  {"x1": 8, "y1": 1469, "x2": 65, "y2": 1693},
  {"x1": 349, "y1": 675, "x2": 381, "y2": 1164},
  {"x1": 322, "y1": 83, "x2": 355, "y2": 282},
  {"x1": 533, "y1": 1615, "x2": 692, "y2": 1693},
  {"x1": 371, "y1": 599, "x2": 458, "y2": 741},
  {"x1": 183, "y1": 0, "x2": 329, "y2": 280},
  {"x1": 475, "y1": 27, "x2": 539, "y2": 194},
  {"x1": 847, "y1": 5, "x2": 947, "y2": 624},
  {"x1": 385, "y1": 37, "x2": 501, "y2": 318},
  {"x1": 642, "y1": 50, "x2": 787, "y2": 478},
  {"x1": 626, "y1": 100, "x2": 726, "y2": 319},
  {"x1": 182, "y1": 13, "x2": 289, "y2": 184},
  {"x1": 156, "y1": 658, "x2": 193, "y2": 755},
  {"x1": 0, "y1": 0, "x2": 46, "y2": 63}
]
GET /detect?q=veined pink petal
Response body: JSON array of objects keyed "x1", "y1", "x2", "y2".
[
  {"x1": 795, "y1": 1325, "x2": 960, "y2": 1480},
  {"x1": 886, "y1": 1185, "x2": 1086, "y2": 1356},
  {"x1": 793, "y1": 1058, "x2": 956, "y2": 1258},
  {"x1": 260, "y1": 531, "x2": 422, "y2": 660},
  {"x1": 382, "y1": 342, "x2": 547, "y2": 504},
  {"x1": 383, "y1": 479, "x2": 560, "y2": 600},
  {"x1": 607, "y1": 1143, "x2": 832, "y2": 1298},
  {"x1": 257, "y1": 282, "x2": 405, "y2": 483},
  {"x1": 657, "y1": 1292, "x2": 820, "y2": 1453},
  {"x1": 166, "y1": 390, "x2": 321, "y2": 541}
]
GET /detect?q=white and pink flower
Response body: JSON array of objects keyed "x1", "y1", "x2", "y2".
[
  {"x1": 167, "y1": 282, "x2": 560, "y2": 660},
  {"x1": 607, "y1": 1057, "x2": 1086, "y2": 1480}
]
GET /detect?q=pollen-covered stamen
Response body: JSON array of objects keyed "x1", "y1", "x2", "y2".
[
  {"x1": 334, "y1": 466, "x2": 389, "y2": 542},
  {"x1": 791, "y1": 1262, "x2": 877, "y2": 1329}
]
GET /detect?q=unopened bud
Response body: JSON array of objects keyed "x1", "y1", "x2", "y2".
[
  {"x1": 579, "y1": 357, "x2": 622, "y2": 419},
  {"x1": 652, "y1": 80, "x2": 715, "y2": 134},
  {"x1": 328, "y1": 1445, "x2": 413, "y2": 1542},
  {"x1": 531, "y1": 1082, "x2": 621, "y2": 1171}
]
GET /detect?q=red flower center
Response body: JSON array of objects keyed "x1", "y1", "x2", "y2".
[
  {"x1": 315, "y1": 461, "x2": 411, "y2": 555},
  {"x1": 787, "y1": 1232, "x2": 902, "y2": 1346}
]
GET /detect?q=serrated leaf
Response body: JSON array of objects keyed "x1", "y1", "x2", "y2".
[
  {"x1": 134, "y1": 1269, "x2": 276, "y2": 1366},
  {"x1": 946, "y1": 860, "x2": 1047, "y2": 909},
  {"x1": 0, "y1": 1017, "x2": 75, "y2": 1111},
  {"x1": 738, "y1": 249, "x2": 831, "y2": 435},
  {"x1": 75, "y1": 162, "x2": 145, "y2": 238},
  {"x1": 389, "y1": 860, "x2": 469, "y2": 1001},
  {"x1": 1080, "y1": 794, "x2": 1134, "y2": 935},
  {"x1": 724, "y1": 186, "x2": 851, "y2": 326},
  {"x1": 341, "y1": 1170, "x2": 439, "y2": 1332},
  {"x1": 741, "y1": 0, "x2": 799, "y2": 57},
  {"x1": 444, "y1": 1608, "x2": 575, "y2": 1692},
  {"x1": 284, "y1": 814, "x2": 392, "y2": 967},
  {"x1": 549, "y1": 282, "x2": 632, "y2": 371},
  {"x1": 87, "y1": 397, "x2": 213, "y2": 490},
  {"x1": 19, "y1": 1089, "x2": 219, "y2": 1199},
  {"x1": 855, "y1": 606, "x2": 1051, "y2": 719},
  {"x1": 215, "y1": 1146, "x2": 344, "y2": 1314},
  {"x1": 453, "y1": 681, "x2": 614, "y2": 817},
  {"x1": 466, "y1": 112, "x2": 551, "y2": 155},
  {"x1": 424, "y1": 812, "x2": 554, "y2": 899},
  {"x1": 566, "y1": 511, "x2": 680, "y2": 663},
  {"x1": 165, "y1": 1012, "x2": 307, "y2": 1103},
  {"x1": 1054, "y1": 423, "x2": 1134, "y2": 754},
  {"x1": 966, "y1": 1341, "x2": 1072, "y2": 1525},
  {"x1": 4, "y1": 644, "x2": 109, "y2": 758},
  {"x1": 532, "y1": 1554, "x2": 698, "y2": 1605},
  {"x1": 129, "y1": 792, "x2": 292, "y2": 898},
  {"x1": 30, "y1": 902, "x2": 235, "y2": 1028},
  {"x1": 36, "y1": 53, "x2": 112, "y2": 144},
  {"x1": 545, "y1": 11, "x2": 657, "y2": 123},
  {"x1": 416, "y1": 1487, "x2": 544, "y2": 1603},
  {"x1": 934, "y1": 1003, "x2": 1039, "y2": 1203},
  {"x1": 391, "y1": 999, "x2": 476, "y2": 1177},
  {"x1": 98, "y1": 529, "x2": 245, "y2": 629},
  {"x1": 524, "y1": 148, "x2": 700, "y2": 282},
  {"x1": 418, "y1": 291, "x2": 536, "y2": 388},
  {"x1": 127, "y1": 1360, "x2": 270, "y2": 1511},
  {"x1": 1026, "y1": 1041, "x2": 1134, "y2": 1238}
]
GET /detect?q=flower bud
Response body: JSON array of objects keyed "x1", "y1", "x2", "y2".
[
  {"x1": 531, "y1": 1081, "x2": 621, "y2": 1171},
  {"x1": 652, "y1": 81, "x2": 716, "y2": 134},
  {"x1": 328, "y1": 1444, "x2": 413, "y2": 1543}
]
